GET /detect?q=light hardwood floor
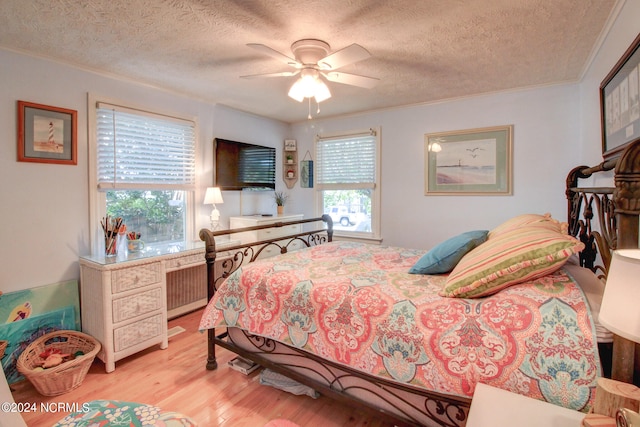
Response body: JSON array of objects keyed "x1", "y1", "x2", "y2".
[{"x1": 12, "y1": 309, "x2": 395, "y2": 426}]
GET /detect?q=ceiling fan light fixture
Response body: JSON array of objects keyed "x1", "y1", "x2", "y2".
[
  {"x1": 313, "y1": 80, "x2": 331, "y2": 103},
  {"x1": 287, "y1": 78, "x2": 307, "y2": 102},
  {"x1": 245, "y1": 39, "x2": 375, "y2": 115},
  {"x1": 287, "y1": 70, "x2": 331, "y2": 103}
]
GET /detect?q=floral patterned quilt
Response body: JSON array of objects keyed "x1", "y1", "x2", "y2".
[{"x1": 199, "y1": 241, "x2": 600, "y2": 411}]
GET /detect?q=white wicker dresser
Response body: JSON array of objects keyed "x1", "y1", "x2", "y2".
[
  {"x1": 79, "y1": 242, "x2": 215, "y2": 372},
  {"x1": 80, "y1": 256, "x2": 172, "y2": 373}
]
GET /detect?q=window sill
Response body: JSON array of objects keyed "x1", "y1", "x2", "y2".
[{"x1": 332, "y1": 232, "x2": 383, "y2": 245}]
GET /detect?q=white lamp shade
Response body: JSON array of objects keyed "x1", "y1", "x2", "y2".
[
  {"x1": 204, "y1": 187, "x2": 223, "y2": 205},
  {"x1": 313, "y1": 80, "x2": 331, "y2": 103},
  {"x1": 287, "y1": 79, "x2": 306, "y2": 102},
  {"x1": 599, "y1": 249, "x2": 640, "y2": 343},
  {"x1": 288, "y1": 71, "x2": 332, "y2": 103}
]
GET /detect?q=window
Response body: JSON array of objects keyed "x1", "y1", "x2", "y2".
[
  {"x1": 89, "y1": 99, "x2": 197, "y2": 254},
  {"x1": 315, "y1": 128, "x2": 381, "y2": 239}
]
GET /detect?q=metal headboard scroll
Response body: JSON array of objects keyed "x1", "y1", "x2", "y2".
[
  {"x1": 566, "y1": 138, "x2": 640, "y2": 282},
  {"x1": 566, "y1": 158, "x2": 618, "y2": 280}
]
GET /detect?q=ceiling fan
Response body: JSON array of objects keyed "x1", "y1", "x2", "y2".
[{"x1": 241, "y1": 39, "x2": 379, "y2": 104}]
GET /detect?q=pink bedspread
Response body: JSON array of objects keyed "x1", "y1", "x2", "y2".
[{"x1": 199, "y1": 241, "x2": 600, "y2": 411}]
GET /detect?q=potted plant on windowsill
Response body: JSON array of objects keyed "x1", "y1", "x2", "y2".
[{"x1": 274, "y1": 191, "x2": 289, "y2": 215}]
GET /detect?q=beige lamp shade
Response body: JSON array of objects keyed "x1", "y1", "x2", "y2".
[
  {"x1": 204, "y1": 187, "x2": 223, "y2": 205},
  {"x1": 204, "y1": 187, "x2": 223, "y2": 229},
  {"x1": 599, "y1": 249, "x2": 640, "y2": 344}
]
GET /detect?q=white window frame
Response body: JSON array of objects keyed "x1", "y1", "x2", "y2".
[
  {"x1": 87, "y1": 93, "x2": 197, "y2": 255},
  {"x1": 315, "y1": 127, "x2": 381, "y2": 242}
]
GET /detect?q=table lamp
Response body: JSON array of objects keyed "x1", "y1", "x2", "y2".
[
  {"x1": 600, "y1": 249, "x2": 640, "y2": 345},
  {"x1": 204, "y1": 187, "x2": 224, "y2": 230},
  {"x1": 599, "y1": 249, "x2": 640, "y2": 427}
]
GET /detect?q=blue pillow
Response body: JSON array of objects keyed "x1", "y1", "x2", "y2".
[{"x1": 409, "y1": 230, "x2": 489, "y2": 274}]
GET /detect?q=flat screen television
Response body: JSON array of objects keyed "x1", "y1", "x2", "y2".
[{"x1": 214, "y1": 138, "x2": 276, "y2": 191}]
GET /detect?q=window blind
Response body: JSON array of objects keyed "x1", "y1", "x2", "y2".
[
  {"x1": 96, "y1": 103, "x2": 196, "y2": 190},
  {"x1": 316, "y1": 132, "x2": 377, "y2": 189}
]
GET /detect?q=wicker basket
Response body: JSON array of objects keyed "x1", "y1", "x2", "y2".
[{"x1": 17, "y1": 330, "x2": 100, "y2": 396}]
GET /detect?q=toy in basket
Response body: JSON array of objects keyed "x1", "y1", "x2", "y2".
[{"x1": 17, "y1": 330, "x2": 100, "y2": 396}]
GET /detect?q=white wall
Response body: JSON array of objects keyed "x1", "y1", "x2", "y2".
[
  {"x1": 0, "y1": 49, "x2": 288, "y2": 292},
  {"x1": 290, "y1": 84, "x2": 581, "y2": 249},
  {"x1": 1, "y1": 2, "x2": 637, "y2": 291}
]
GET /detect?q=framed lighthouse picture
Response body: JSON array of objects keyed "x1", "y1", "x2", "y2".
[{"x1": 17, "y1": 101, "x2": 77, "y2": 165}]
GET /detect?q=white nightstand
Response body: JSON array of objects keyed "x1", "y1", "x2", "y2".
[{"x1": 466, "y1": 383, "x2": 585, "y2": 427}]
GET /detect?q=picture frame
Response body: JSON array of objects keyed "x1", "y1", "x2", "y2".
[
  {"x1": 600, "y1": 32, "x2": 640, "y2": 160},
  {"x1": 425, "y1": 125, "x2": 513, "y2": 195},
  {"x1": 284, "y1": 139, "x2": 297, "y2": 151},
  {"x1": 17, "y1": 100, "x2": 77, "y2": 165}
]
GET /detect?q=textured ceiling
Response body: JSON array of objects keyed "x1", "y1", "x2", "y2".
[{"x1": 0, "y1": 0, "x2": 617, "y2": 123}]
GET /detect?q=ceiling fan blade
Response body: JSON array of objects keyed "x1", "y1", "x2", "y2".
[
  {"x1": 318, "y1": 43, "x2": 371, "y2": 70},
  {"x1": 247, "y1": 43, "x2": 302, "y2": 68},
  {"x1": 324, "y1": 71, "x2": 379, "y2": 89},
  {"x1": 240, "y1": 70, "x2": 300, "y2": 79}
]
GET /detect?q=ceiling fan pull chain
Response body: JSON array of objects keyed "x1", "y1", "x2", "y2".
[{"x1": 308, "y1": 98, "x2": 312, "y2": 120}]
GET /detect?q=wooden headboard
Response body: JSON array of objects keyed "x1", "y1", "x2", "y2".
[{"x1": 566, "y1": 137, "x2": 640, "y2": 384}]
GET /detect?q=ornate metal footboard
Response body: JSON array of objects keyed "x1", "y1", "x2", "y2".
[{"x1": 220, "y1": 328, "x2": 469, "y2": 427}]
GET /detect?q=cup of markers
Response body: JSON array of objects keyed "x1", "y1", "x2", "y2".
[{"x1": 127, "y1": 231, "x2": 145, "y2": 253}]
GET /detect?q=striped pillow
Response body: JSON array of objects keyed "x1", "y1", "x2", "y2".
[
  {"x1": 488, "y1": 213, "x2": 567, "y2": 239},
  {"x1": 440, "y1": 226, "x2": 584, "y2": 298}
]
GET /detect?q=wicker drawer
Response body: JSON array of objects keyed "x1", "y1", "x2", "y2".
[
  {"x1": 113, "y1": 313, "x2": 163, "y2": 352},
  {"x1": 165, "y1": 253, "x2": 203, "y2": 271},
  {"x1": 111, "y1": 262, "x2": 162, "y2": 293},
  {"x1": 112, "y1": 287, "x2": 163, "y2": 323}
]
